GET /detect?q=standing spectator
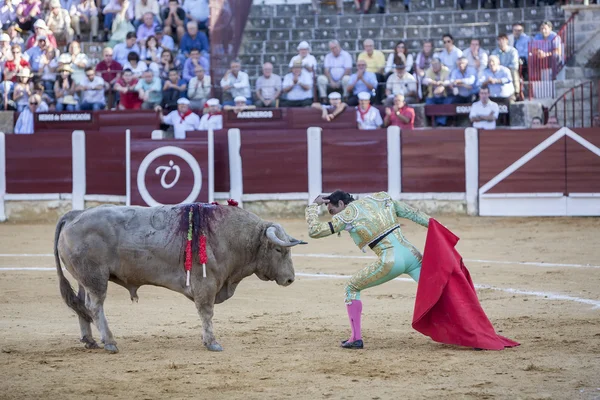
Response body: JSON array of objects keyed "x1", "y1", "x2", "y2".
[
  {"x1": 479, "y1": 55, "x2": 514, "y2": 105},
  {"x1": 45, "y1": 0, "x2": 74, "y2": 45},
  {"x1": 134, "y1": 0, "x2": 160, "y2": 28},
  {"x1": 437, "y1": 34, "x2": 463, "y2": 70},
  {"x1": 356, "y1": 91, "x2": 383, "y2": 130},
  {"x1": 198, "y1": 98, "x2": 222, "y2": 131},
  {"x1": 280, "y1": 60, "x2": 313, "y2": 107},
  {"x1": 70, "y1": 0, "x2": 99, "y2": 41},
  {"x1": 77, "y1": 67, "x2": 106, "y2": 110},
  {"x1": 492, "y1": 34, "x2": 520, "y2": 98},
  {"x1": 13, "y1": 68, "x2": 33, "y2": 112},
  {"x1": 4, "y1": 44, "x2": 30, "y2": 82},
  {"x1": 288, "y1": 41, "x2": 317, "y2": 74},
  {"x1": 255, "y1": 62, "x2": 281, "y2": 108},
  {"x1": 423, "y1": 57, "x2": 451, "y2": 126},
  {"x1": 136, "y1": 12, "x2": 158, "y2": 44},
  {"x1": 96, "y1": 47, "x2": 122, "y2": 109},
  {"x1": 154, "y1": 25, "x2": 175, "y2": 53},
  {"x1": 14, "y1": 95, "x2": 38, "y2": 134},
  {"x1": 68, "y1": 41, "x2": 90, "y2": 84},
  {"x1": 183, "y1": 0, "x2": 209, "y2": 31},
  {"x1": 16, "y1": 0, "x2": 42, "y2": 32},
  {"x1": 25, "y1": 20, "x2": 58, "y2": 50},
  {"x1": 135, "y1": 69, "x2": 162, "y2": 109},
  {"x1": 384, "y1": 94, "x2": 415, "y2": 130},
  {"x1": 449, "y1": 57, "x2": 478, "y2": 103},
  {"x1": 357, "y1": 38, "x2": 385, "y2": 102},
  {"x1": 155, "y1": 97, "x2": 200, "y2": 139},
  {"x1": 54, "y1": 65, "x2": 79, "y2": 111},
  {"x1": 162, "y1": 0, "x2": 186, "y2": 42},
  {"x1": 112, "y1": 32, "x2": 141, "y2": 66},
  {"x1": 532, "y1": 21, "x2": 562, "y2": 80},
  {"x1": 161, "y1": 68, "x2": 186, "y2": 110},
  {"x1": 462, "y1": 39, "x2": 488, "y2": 75},
  {"x1": 384, "y1": 62, "x2": 417, "y2": 106},
  {"x1": 469, "y1": 86, "x2": 499, "y2": 130},
  {"x1": 316, "y1": 40, "x2": 352, "y2": 103},
  {"x1": 311, "y1": 92, "x2": 347, "y2": 122},
  {"x1": 385, "y1": 41, "x2": 414, "y2": 75},
  {"x1": 508, "y1": 23, "x2": 530, "y2": 81},
  {"x1": 114, "y1": 68, "x2": 142, "y2": 109},
  {"x1": 187, "y1": 65, "x2": 210, "y2": 109},
  {"x1": 219, "y1": 59, "x2": 251, "y2": 106},
  {"x1": 182, "y1": 48, "x2": 209, "y2": 82},
  {"x1": 346, "y1": 59, "x2": 378, "y2": 106}
]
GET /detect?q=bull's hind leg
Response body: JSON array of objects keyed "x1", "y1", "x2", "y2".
[
  {"x1": 77, "y1": 284, "x2": 99, "y2": 349},
  {"x1": 194, "y1": 297, "x2": 222, "y2": 352},
  {"x1": 85, "y1": 288, "x2": 119, "y2": 353}
]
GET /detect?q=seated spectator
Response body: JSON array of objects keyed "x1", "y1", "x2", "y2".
[
  {"x1": 593, "y1": 113, "x2": 600, "y2": 128},
  {"x1": 384, "y1": 62, "x2": 417, "y2": 106},
  {"x1": 492, "y1": 34, "x2": 520, "y2": 97},
  {"x1": 14, "y1": 95, "x2": 38, "y2": 134},
  {"x1": 346, "y1": 59, "x2": 378, "y2": 106},
  {"x1": 223, "y1": 96, "x2": 256, "y2": 113},
  {"x1": 281, "y1": 60, "x2": 313, "y2": 107},
  {"x1": 187, "y1": 65, "x2": 211, "y2": 110},
  {"x1": 113, "y1": 32, "x2": 141, "y2": 67},
  {"x1": 357, "y1": 38, "x2": 386, "y2": 103},
  {"x1": 255, "y1": 62, "x2": 281, "y2": 108},
  {"x1": 414, "y1": 40, "x2": 434, "y2": 80},
  {"x1": 316, "y1": 40, "x2": 352, "y2": 103},
  {"x1": 0, "y1": 72, "x2": 15, "y2": 110},
  {"x1": 77, "y1": 67, "x2": 106, "y2": 111},
  {"x1": 161, "y1": 68, "x2": 187, "y2": 110},
  {"x1": 46, "y1": 0, "x2": 74, "y2": 44},
  {"x1": 17, "y1": 0, "x2": 42, "y2": 33},
  {"x1": 219, "y1": 59, "x2": 251, "y2": 106},
  {"x1": 6, "y1": 22, "x2": 25, "y2": 49},
  {"x1": 156, "y1": 50, "x2": 176, "y2": 81},
  {"x1": 154, "y1": 25, "x2": 175, "y2": 53},
  {"x1": 423, "y1": 57, "x2": 451, "y2": 126},
  {"x1": 95, "y1": 46, "x2": 123, "y2": 109},
  {"x1": 68, "y1": 41, "x2": 90, "y2": 84},
  {"x1": 162, "y1": 0, "x2": 186, "y2": 42},
  {"x1": 13, "y1": 68, "x2": 33, "y2": 112},
  {"x1": 462, "y1": 39, "x2": 488, "y2": 75},
  {"x1": 136, "y1": 12, "x2": 158, "y2": 45},
  {"x1": 141, "y1": 35, "x2": 162, "y2": 66},
  {"x1": 135, "y1": 69, "x2": 162, "y2": 109},
  {"x1": 356, "y1": 91, "x2": 382, "y2": 130},
  {"x1": 114, "y1": 68, "x2": 142, "y2": 109},
  {"x1": 449, "y1": 56, "x2": 478, "y2": 103},
  {"x1": 199, "y1": 98, "x2": 223, "y2": 131},
  {"x1": 106, "y1": 0, "x2": 135, "y2": 47},
  {"x1": 155, "y1": 97, "x2": 200, "y2": 139},
  {"x1": 25, "y1": 35, "x2": 55, "y2": 76},
  {"x1": 545, "y1": 115, "x2": 560, "y2": 128},
  {"x1": 182, "y1": 48, "x2": 209, "y2": 82},
  {"x1": 70, "y1": 0, "x2": 99, "y2": 41},
  {"x1": 437, "y1": 34, "x2": 462, "y2": 70},
  {"x1": 384, "y1": 94, "x2": 415, "y2": 130},
  {"x1": 134, "y1": 0, "x2": 160, "y2": 29},
  {"x1": 288, "y1": 41, "x2": 317, "y2": 74},
  {"x1": 469, "y1": 86, "x2": 499, "y2": 130},
  {"x1": 385, "y1": 41, "x2": 414, "y2": 75},
  {"x1": 39, "y1": 48, "x2": 59, "y2": 97},
  {"x1": 479, "y1": 55, "x2": 514, "y2": 105},
  {"x1": 311, "y1": 91, "x2": 347, "y2": 122},
  {"x1": 530, "y1": 116, "x2": 543, "y2": 128},
  {"x1": 183, "y1": 0, "x2": 209, "y2": 31},
  {"x1": 123, "y1": 51, "x2": 148, "y2": 77},
  {"x1": 509, "y1": 22, "x2": 530, "y2": 80},
  {"x1": 0, "y1": 0, "x2": 17, "y2": 31},
  {"x1": 0, "y1": 33, "x2": 12, "y2": 63},
  {"x1": 33, "y1": 82, "x2": 53, "y2": 111},
  {"x1": 54, "y1": 65, "x2": 79, "y2": 111},
  {"x1": 4, "y1": 45, "x2": 30, "y2": 82}
]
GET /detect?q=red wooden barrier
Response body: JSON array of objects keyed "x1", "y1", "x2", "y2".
[{"x1": 86, "y1": 132, "x2": 126, "y2": 196}]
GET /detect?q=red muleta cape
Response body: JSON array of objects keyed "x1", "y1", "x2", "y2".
[{"x1": 412, "y1": 218, "x2": 520, "y2": 350}]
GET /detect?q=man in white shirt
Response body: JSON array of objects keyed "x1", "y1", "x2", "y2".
[
  {"x1": 198, "y1": 98, "x2": 223, "y2": 131},
  {"x1": 255, "y1": 62, "x2": 281, "y2": 108},
  {"x1": 356, "y1": 91, "x2": 382, "y2": 130},
  {"x1": 155, "y1": 97, "x2": 201, "y2": 139},
  {"x1": 281, "y1": 61, "x2": 314, "y2": 107},
  {"x1": 469, "y1": 86, "x2": 499, "y2": 130},
  {"x1": 462, "y1": 39, "x2": 488, "y2": 75},
  {"x1": 77, "y1": 67, "x2": 106, "y2": 110},
  {"x1": 14, "y1": 96, "x2": 38, "y2": 134},
  {"x1": 187, "y1": 65, "x2": 211, "y2": 110},
  {"x1": 384, "y1": 63, "x2": 417, "y2": 106},
  {"x1": 219, "y1": 59, "x2": 251, "y2": 106},
  {"x1": 437, "y1": 34, "x2": 463, "y2": 70},
  {"x1": 288, "y1": 41, "x2": 317, "y2": 74},
  {"x1": 316, "y1": 39, "x2": 352, "y2": 103}
]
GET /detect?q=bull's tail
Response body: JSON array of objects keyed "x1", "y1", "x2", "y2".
[{"x1": 54, "y1": 211, "x2": 93, "y2": 323}]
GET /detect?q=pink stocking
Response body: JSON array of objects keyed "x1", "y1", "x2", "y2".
[{"x1": 346, "y1": 300, "x2": 363, "y2": 342}]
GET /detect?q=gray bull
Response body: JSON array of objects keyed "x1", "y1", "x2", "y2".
[{"x1": 54, "y1": 204, "x2": 304, "y2": 353}]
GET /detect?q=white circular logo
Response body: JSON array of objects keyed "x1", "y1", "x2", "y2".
[{"x1": 137, "y1": 146, "x2": 202, "y2": 207}]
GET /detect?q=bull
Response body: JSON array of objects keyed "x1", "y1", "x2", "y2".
[{"x1": 54, "y1": 203, "x2": 304, "y2": 353}]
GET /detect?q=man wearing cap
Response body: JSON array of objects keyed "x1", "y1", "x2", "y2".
[
  {"x1": 281, "y1": 60, "x2": 313, "y2": 107},
  {"x1": 220, "y1": 59, "x2": 251, "y2": 106},
  {"x1": 356, "y1": 91, "x2": 382, "y2": 130},
  {"x1": 155, "y1": 98, "x2": 200, "y2": 139},
  {"x1": 199, "y1": 98, "x2": 223, "y2": 131},
  {"x1": 46, "y1": 0, "x2": 74, "y2": 44},
  {"x1": 346, "y1": 59, "x2": 378, "y2": 106},
  {"x1": 0, "y1": 33, "x2": 12, "y2": 63},
  {"x1": 288, "y1": 41, "x2": 317, "y2": 74},
  {"x1": 255, "y1": 62, "x2": 281, "y2": 108},
  {"x1": 384, "y1": 94, "x2": 415, "y2": 130},
  {"x1": 384, "y1": 62, "x2": 417, "y2": 106},
  {"x1": 317, "y1": 40, "x2": 352, "y2": 104},
  {"x1": 223, "y1": 96, "x2": 256, "y2": 113},
  {"x1": 312, "y1": 91, "x2": 347, "y2": 122},
  {"x1": 25, "y1": 19, "x2": 58, "y2": 50}
]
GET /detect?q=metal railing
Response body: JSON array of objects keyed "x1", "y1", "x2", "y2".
[{"x1": 546, "y1": 80, "x2": 594, "y2": 127}]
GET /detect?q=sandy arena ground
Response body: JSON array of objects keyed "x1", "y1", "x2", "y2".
[{"x1": 1, "y1": 214, "x2": 599, "y2": 400}]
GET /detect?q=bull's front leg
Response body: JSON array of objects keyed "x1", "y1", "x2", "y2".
[{"x1": 193, "y1": 296, "x2": 222, "y2": 352}]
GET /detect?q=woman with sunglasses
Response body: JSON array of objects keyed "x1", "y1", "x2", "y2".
[{"x1": 14, "y1": 94, "x2": 42, "y2": 134}]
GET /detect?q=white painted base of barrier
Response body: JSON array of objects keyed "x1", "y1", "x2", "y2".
[{"x1": 479, "y1": 193, "x2": 600, "y2": 217}]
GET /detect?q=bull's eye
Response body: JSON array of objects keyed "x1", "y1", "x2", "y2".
[{"x1": 275, "y1": 248, "x2": 282, "y2": 253}]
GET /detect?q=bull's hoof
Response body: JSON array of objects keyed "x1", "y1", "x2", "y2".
[
  {"x1": 104, "y1": 344, "x2": 119, "y2": 353},
  {"x1": 84, "y1": 341, "x2": 100, "y2": 349},
  {"x1": 206, "y1": 343, "x2": 223, "y2": 352}
]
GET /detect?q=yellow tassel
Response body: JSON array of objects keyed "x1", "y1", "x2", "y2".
[
  {"x1": 202, "y1": 263, "x2": 206, "y2": 278},
  {"x1": 186, "y1": 270, "x2": 190, "y2": 287}
]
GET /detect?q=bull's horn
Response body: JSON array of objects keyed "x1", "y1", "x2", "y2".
[{"x1": 266, "y1": 226, "x2": 307, "y2": 247}]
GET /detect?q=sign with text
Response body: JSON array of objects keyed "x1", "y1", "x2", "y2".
[{"x1": 128, "y1": 132, "x2": 214, "y2": 206}]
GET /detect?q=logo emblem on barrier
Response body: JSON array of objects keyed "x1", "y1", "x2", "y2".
[{"x1": 137, "y1": 146, "x2": 202, "y2": 207}]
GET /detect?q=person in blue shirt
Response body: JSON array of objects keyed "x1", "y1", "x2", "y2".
[
  {"x1": 479, "y1": 55, "x2": 514, "y2": 105},
  {"x1": 346, "y1": 59, "x2": 378, "y2": 106},
  {"x1": 179, "y1": 20, "x2": 209, "y2": 62},
  {"x1": 448, "y1": 57, "x2": 478, "y2": 104},
  {"x1": 182, "y1": 48, "x2": 209, "y2": 83},
  {"x1": 509, "y1": 23, "x2": 530, "y2": 81},
  {"x1": 532, "y1": 21, "x2": 562, "y2": 80}
]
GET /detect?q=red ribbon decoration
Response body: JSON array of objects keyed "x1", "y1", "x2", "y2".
[{"x1": 227, "y1": 199, "x2": 239, "y2": 207}]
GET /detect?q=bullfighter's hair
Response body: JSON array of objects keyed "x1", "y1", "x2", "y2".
[{"x1": 178, "y1": 203, "x2": 221, "y2": 262}]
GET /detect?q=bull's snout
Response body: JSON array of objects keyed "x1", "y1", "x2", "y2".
[
  {"x1": 276, "y1": 274, "x2": 295, "y2": 287},
  {"x1": 283, "y1": 277, "x2": 294, "y2": 286}
]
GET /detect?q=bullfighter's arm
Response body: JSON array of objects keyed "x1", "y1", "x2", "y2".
[
  {"x1": 393, "y1": 200, "x2": 430, "y2": 228},
  {"x1": 305, "y1": 204, "x2": 345, "y2": 238}
]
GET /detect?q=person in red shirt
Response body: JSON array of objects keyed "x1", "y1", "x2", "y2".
[
  {"x1": 384, "y1": 94, "x2": 415, "y2": 130},
  {"x1": 113, "y1": 69, "x2": 142, "y2": 109},
  {"x1": 95, "y1": 47, "x2": 123, "y2": 109},
  {"x1": 4, "y1": 45, "x2": 31, "y2": 82}
]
